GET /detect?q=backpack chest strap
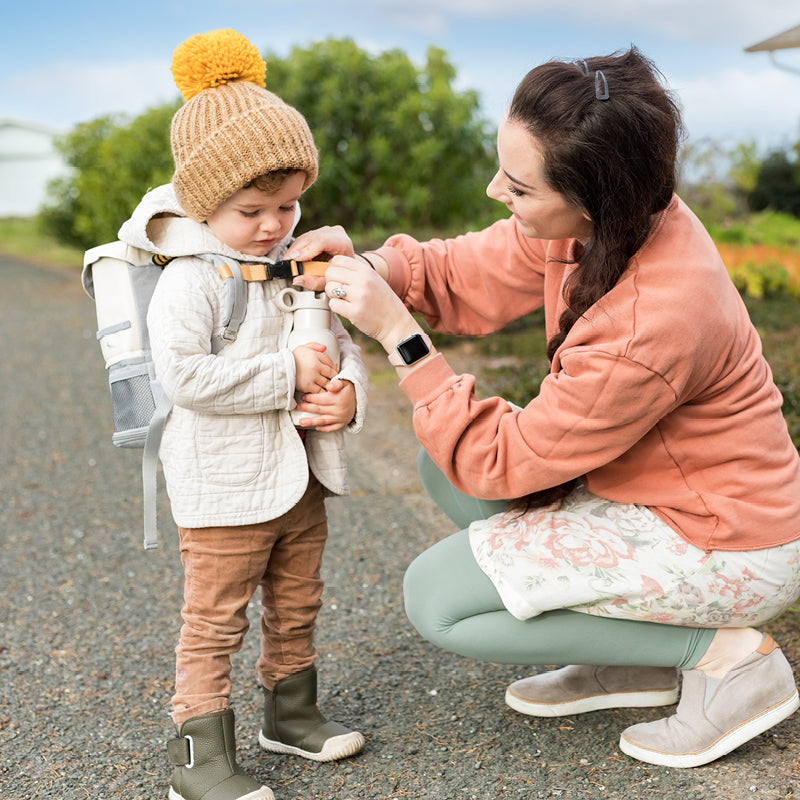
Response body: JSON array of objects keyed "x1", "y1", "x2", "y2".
[
  {"x1": 216, "y1": 259, "x2": 329, "y2": 282},
  {"x1": 209, "y1": 258, "x2": 329, "y2": 352}
]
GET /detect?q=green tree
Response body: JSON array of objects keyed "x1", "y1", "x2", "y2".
[
  {"x1": 42, "y1": 102, "x2": 179, "y2": 248},
  {"x1": 677, "y1": 138, "x2": 753, "y2": 226},
  {"x1": 263, "y1": 38, "x2": 497, "y2": 232},
  {"x1": 729, "y1": 141, "x2": 761, "y2": 196},
  {"x1": 41, "y1": 39, "x2": 497, "y2": 249},
  {"x1": 748, "y1": 149, "x2": 800, "y2": 217}
]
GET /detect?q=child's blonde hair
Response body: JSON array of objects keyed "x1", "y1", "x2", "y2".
[{"x1": 247, "y1": 169, "x2": 303, "y2": 196}]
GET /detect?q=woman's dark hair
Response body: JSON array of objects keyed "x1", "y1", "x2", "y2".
[{"x1": 508, "y1": 46, "x2": 683, "y2": 509}]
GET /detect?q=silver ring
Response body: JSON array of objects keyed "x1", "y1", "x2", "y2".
[{"x1": 331, "y1": 284, "x2": 347, "y2": 299}]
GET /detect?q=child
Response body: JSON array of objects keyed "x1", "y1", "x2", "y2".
[{"x1": 116, "y1": 30, "x2": 369, "y2": 800}]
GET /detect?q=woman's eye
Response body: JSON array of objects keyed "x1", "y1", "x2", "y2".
[{"x1": 508, "y1": 185, "x2": 525, "y2": 197}]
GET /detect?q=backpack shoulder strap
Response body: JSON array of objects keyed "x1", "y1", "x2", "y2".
[
  {"x1": 195, "y1": 254, "x2": 248, "y2": 353},
  {"x1": 213, "y1": 257, "x2": 247, "y2": 354},
  {"x1": 141, "y1": 381, "x2": 171, "y2": 550}
]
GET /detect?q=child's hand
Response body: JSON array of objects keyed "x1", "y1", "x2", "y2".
[
  {"x1": 293, "y1": 343, "x2": 338, "y2": 393},
  {"x1": 286, "y1": 225, "x2": 354, "y2": 261},
  {"x1": 291, "y1": 274, "x2": 327, "y2": 292},
  {"x1": 287, "y1": 225, "x2": 353, "y2": 293},
  {"x1": 296, "y1": 378, "x2": 356, "y2": 432}
]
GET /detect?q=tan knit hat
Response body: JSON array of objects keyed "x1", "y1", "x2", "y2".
[{"x1": 170, "y1": 29, "x2": 318, "y2": 221}]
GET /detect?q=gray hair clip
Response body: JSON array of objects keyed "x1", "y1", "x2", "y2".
[
  {"x1": 574, "y1": 59, "x2": 590, "y2": 76},
  {"x1": 595, "y1": 69, "x2": 610, "y2": 100},
  {"x1": 573, "y1": 59, "x2": 610, "y2": 100}
]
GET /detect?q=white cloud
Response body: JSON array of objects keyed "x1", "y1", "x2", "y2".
[
  {"x1": 367, "y1": 0, "x2": 799, "y2": 47},
  {"x1": 3, "y1": 59, "x2": 176, "y2": 129},
  {"x1": 675, "y1": 64, "x2": 800, "y2": 148}
]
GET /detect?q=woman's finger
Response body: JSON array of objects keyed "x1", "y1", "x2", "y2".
[{"x1": 324, "y1": 254, "x2": 368, "y2": 279}]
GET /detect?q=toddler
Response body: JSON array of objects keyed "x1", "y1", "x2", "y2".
[{"x1": 117, "y1": 29, "x2": 368, "y2": 800}]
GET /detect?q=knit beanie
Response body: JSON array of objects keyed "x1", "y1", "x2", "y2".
[{"x1": 170, "y1": 29, "x2": 318, "y2": 221}]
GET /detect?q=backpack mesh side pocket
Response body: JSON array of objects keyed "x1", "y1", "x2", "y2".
[{"x1": 108, "y1": 360, "x2": 156, "y2": 448}]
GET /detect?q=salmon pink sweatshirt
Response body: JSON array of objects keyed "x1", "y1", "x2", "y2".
[{"x1": 377, "y1": 196, "x2": 800, "y2": 553}]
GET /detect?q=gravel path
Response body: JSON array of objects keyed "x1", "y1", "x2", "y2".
[{"x1": 1, "y1": 254, "x2": 798, "y2": 799}]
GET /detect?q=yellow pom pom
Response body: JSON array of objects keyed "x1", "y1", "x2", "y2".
[{"x1": 171, "y1": 29, "x2": 266, "y2": 101}]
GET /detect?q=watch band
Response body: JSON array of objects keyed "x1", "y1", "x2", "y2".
[{"x1": 388, "y1": 332, "x2": 433, "y2": 367}]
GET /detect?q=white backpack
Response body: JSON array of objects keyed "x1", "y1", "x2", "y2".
[{"x1": 81, "y1": 242, "x2": 328, "y2": 550}]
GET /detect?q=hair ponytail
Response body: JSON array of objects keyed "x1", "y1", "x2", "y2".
[{"x1": 508, "y1": 47, "x2": 683, "y2": 510}]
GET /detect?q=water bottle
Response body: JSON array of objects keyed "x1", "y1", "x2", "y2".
[{"x1": 275, "y1": 287, "x2": 340, "y2": 425}]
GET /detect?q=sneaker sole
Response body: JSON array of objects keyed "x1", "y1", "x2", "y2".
[
  {"x1": 168, "y1": 785, "x2": 275, "y2": 800},
  {"x1": 505, "y1": 685, "x2": 679, "y2": 717},
  {"x1": 618, "y1": 688, "x2": 800, "y2": 768},
  {"x1": 258, "y1": 729, "x2": 365, "y2": 762}
]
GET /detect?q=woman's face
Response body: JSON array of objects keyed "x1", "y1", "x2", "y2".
[{"x1": 487, "y1": 117, "x2": 592, "y2": 243}]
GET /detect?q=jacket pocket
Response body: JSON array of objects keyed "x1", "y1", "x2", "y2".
[{"x1": 194, "y1": 413, "x2": 265, "y2": 486}]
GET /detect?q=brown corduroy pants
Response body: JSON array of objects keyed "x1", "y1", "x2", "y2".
[{"x1": 171, "y1": 476, "x2": 327, "y2": 725}]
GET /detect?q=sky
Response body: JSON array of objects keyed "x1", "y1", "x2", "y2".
[{"x1": 4, "y1": 0, "x2": 800, "y2": 154}]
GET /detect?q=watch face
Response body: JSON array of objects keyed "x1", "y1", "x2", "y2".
[{"x1": 397, "y1": 333, "x2": 430, "y2": 364}]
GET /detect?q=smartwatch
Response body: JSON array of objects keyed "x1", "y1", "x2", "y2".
[{"x1": 388, "y1": 332, "x2": 433, "y2": 366}]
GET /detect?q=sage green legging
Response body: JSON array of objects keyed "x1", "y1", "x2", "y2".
[{"x1": 402, "y1": 449, "x2": 715, "y2": 670}]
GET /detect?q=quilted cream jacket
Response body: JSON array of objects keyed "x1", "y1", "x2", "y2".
[{"x1": 119, "y1": 184, "x2": 368, "y2": 528}]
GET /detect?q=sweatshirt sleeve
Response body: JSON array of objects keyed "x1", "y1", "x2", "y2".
[
  {"x1": 396, "y1": 346, "x2": 679, "y2": 501},
  {"x1": 374, "y1": 217, "x2": 686, "y2": 501},
  {"x1": 148, "y1": 261, "x2": 295, "y2": 415},
  {"x1": 376, "y1": 217, "x2": 549, "y2": 336}
]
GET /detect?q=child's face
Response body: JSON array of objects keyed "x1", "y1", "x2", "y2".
[{"x1": 206, "y1": 172, "x2": 306, "y2": 257}]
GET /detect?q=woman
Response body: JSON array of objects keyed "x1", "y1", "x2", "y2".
[{"x1": 287, "y1": 47, "x2": 800, "y2": 768}]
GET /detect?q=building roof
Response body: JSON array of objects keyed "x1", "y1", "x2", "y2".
[{"x1": 745, "y1": 24, "x2": 800, "y2": 52}]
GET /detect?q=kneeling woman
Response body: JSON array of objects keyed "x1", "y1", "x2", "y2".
[{"x1": 290, "y1": 47, "x2": 800, "y2": 768}]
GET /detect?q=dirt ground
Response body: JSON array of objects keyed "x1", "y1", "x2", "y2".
[{"x1": 1, "y1": 255, "x2": 799, "y2": 799}]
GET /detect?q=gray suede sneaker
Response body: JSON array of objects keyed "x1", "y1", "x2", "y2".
[
  {"x1": 619, "y1": 634, "x2": 800, "y2": 768},
  {"x1": 505, "y1": 665, "x2": 679, "y2": 717}
]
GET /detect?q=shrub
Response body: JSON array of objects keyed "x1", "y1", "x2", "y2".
[{"x1": 715, "y1": 243, "x2": 798, "y2": 299}]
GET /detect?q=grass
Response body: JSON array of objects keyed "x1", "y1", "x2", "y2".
[
  {"x1": 744, "y1": 294, "x2": 800, "y2": 449},
  {"x1": 0, "y1": 217, "x2": 83, "y2": 268}
]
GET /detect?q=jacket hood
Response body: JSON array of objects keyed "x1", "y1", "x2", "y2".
[{"x1": 117, "y1": 183, "x2": 301, "y2": 263}]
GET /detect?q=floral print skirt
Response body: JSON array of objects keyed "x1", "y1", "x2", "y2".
[{"x1": 468, "y1": 484, "x2": 800, "y2": 627}]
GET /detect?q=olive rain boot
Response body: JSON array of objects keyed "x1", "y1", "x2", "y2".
[
  {"x1": 167, "y1": 709, "x2": 274, "y2": 800},
  {"x1": 258, "y1": 668, "x2": 365, "y2": 762}
]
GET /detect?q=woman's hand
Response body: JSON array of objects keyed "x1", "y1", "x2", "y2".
[
  {"x1": 287, "y1": 230, "x2": 429, "y2": 366},
  {"x1": 323, "y1": 255, "x2": 420, "y2": 353}
]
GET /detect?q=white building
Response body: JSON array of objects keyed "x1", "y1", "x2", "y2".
[{"x1": 0, "y1": 119, "x2": 70, "y2": 217}]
